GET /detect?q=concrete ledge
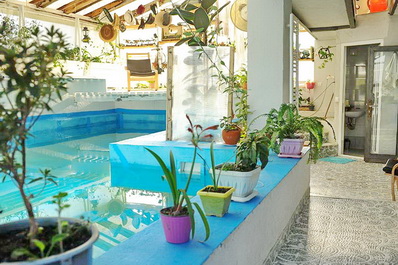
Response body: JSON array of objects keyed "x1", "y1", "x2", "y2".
[
  {"x1": 205, "y1": 152, "x2": 310, "y2": 265},
  {"x1": 96, "y1": 145, "x2": 310, "y2": 265}
]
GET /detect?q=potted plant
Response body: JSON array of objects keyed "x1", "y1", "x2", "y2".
[
  {"x1": 148, "y1": 80, "x2": 156, "y2": 90},
  {"x1": 197, "y1": 142, "x2": 235, "y2": 217},
  {"x1": 0, "y1": 23, "x2": 98, "y2": 263},
  {"x1": 171, "y1": 0, "x2": 230, "y2": 46},
  {"x1": 305, "y1": 80, "x2": 316, "y2": 89},
  {"x1": 145, "y1": 115, "x2": 215, "y2": 243},
  {"x1": 263, "y1": 103, "x2": 334, "y2": 162},
  {"x1": 215, "y1": 130, "x2": 269, "y2": 201},
  {"x1": 220, "y1": 116, "x2": 241, "y2": 145},
  {"x1": 318, "y1": 46, "x2": 335, "y2": 69}
]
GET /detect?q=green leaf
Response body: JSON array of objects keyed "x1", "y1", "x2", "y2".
[
  {"x1": 210, "y1": 142, "x2": 217, "y2": 189},
  {"x1": 32, "y1": 239, "x2": 46, "y2": 257},
  {"x1": 28, "y1": 177, "x2": 43, "y2": 184},
  {"x1": 175, "y1": 37, "x2": 192, "y2": 46},
  {"x1": 181, "y1": 190, "x2": 195, "y2": 239},
  {"x1": 185, "y1": 3, "x2": 198, "y2": 11},
  {"x1": 146, "y1": 148, "x2": 179, "y2": 206},
  {"x1": 201, "y1": 0, "x2": 216, "y2": 9},
  {"x1": 193, "y1": 202, "x2": 210, "y2": 242},
  {"x1": 11, "y1": 248, "x2": 37, "y2": 260},
  {"x1": 193, "y1": 8, "x2": 210, "y2": 31},
  {"x1": 175, "y1": 8, "x2": 195, "y2": 21},
  {"x1": 51, "y1": 233, "x2": 69, "y2": 245}
]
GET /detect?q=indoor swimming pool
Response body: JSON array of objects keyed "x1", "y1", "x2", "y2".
[{"x1": 0, "y1": 133, "x2": 170, "y2": 258}]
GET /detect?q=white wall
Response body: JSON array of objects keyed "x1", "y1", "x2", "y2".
[
  {"x1": 205, "y1": 153, "x2": 310, "y2": 265},
  {"x1": 248, "y1": 0, "x2": 292, "y2": 129},
  {"x1": 312, "y1": 12, "x2": 398, "y2": 154}
]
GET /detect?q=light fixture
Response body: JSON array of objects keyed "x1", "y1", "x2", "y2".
[{"x1": 82, "y1": 27, "x2": 90, "y2": 43}]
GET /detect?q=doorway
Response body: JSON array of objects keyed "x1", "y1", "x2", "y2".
[
  {"x1": 364, "y1": 46, "x2": 398, "y2": 163},
  {"x1": 343, "y1": 45, "x2": 371, "y2": 157}
]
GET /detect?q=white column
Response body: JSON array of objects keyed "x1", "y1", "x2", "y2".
[{"x1": 248, "y1": 0, "x2": 292, "y2": 128}]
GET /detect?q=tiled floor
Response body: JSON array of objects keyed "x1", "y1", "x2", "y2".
[{"x1": 270, "y1": 159, "x2": 398, "y2": 264}]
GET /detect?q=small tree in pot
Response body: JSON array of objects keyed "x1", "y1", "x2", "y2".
[{"x1": 0, "y1": 22, "x2": 98, "y2": 263}]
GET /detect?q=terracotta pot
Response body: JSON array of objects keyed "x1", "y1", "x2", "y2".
[
  {"x1": 306, "y1": 82, "x2": 315, "y2": 89},
  {"x1": 222, "y1": 129, "x2": 241, "y2": 145}
]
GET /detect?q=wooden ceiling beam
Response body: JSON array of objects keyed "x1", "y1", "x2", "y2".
[
  {"x1": 84, "y1": 0, "x2": 124, "y2": 18},
  {"x1": 58, "y1": 0, "x2": 102, "y2": 14},
  {"x1": 40, "y1": 0, "x2": 60, "y2": 8},
  {"x1": 29, "y1": 0, "x2": 45, "y2": 7}
]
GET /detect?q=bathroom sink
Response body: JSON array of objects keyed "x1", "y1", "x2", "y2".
[{"x1": 345, "y1": 110, "x2": 365, "y2": 118}]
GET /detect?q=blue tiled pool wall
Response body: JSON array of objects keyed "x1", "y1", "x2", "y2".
[{"x1": 27, "y1": 109, "x2": 166, "y2": 147}]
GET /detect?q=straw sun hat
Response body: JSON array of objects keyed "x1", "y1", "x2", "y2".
[
  {"x1": 99, "y1": 24, "x2": 117, "y2": 42},
  {"x1": 99, "y1": 11, "x2": 121, "y2": 42},
  {"x1": 230, "y1": 0, "x2": 247, "y2": 32}
]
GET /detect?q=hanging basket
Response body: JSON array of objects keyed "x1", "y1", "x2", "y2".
[{"x1": 318, "y1": 47, "x2": 331, "y2": 59}]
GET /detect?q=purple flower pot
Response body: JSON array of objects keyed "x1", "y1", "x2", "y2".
[
  {"x1": 280, "y1": 139, "x2": 304, "y2": 155},
  {"x1": 160, "y1": 208, "x2": 191, "y2": 244}
]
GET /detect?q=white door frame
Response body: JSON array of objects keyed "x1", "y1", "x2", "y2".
[{"x1": 338, "y1": 39, "x2": 384, "y2": 155}]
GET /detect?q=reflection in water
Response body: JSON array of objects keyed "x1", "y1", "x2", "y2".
[{"x1": 0, "y1": 133, "x2": 170, "y2": 258}]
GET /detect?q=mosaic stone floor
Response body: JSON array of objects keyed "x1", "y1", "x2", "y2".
[
  {"x1": 270, "y1": 158, "x2": 398, "y2": 264},
  {"x1": 311, "y1": 160, "x2": 391, "y2": 201}
]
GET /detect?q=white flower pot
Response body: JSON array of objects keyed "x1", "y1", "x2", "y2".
[{"x1": 216, "y1": 166, "x2": 262, "y2": 198}]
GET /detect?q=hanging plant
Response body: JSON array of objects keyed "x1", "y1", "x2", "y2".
[{"x1": 317, "y1": 46, "x2": 335, "y2": 69}]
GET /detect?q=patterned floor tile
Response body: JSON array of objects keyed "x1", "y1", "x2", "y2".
[
  {"x1": 270, "y1": 159, "x2": 398, "y2": 265},
  {"x1": 310, "y1": 160, "x2": 391, "y2": 201}
]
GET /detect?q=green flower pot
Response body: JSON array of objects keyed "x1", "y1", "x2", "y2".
[{"x1": 197, "y1": 186, "x2": 235, "y2": 217}]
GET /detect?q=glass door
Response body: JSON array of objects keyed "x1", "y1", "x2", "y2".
[{"x1": 365, "y1": 46, "x2": 398, "y2": 162}]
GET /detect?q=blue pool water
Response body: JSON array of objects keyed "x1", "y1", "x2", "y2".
[{"x1": 0, "y1": 133, "x2": 170, "y2": 258}]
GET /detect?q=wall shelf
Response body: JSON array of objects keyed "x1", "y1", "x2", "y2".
[{"x1": 120, "y1": 40, "x2": 179, "y2": 49}]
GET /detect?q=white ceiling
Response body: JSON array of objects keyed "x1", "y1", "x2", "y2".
[{"x1": 293, "y1": 0, "x2": 350, "y2": 29}]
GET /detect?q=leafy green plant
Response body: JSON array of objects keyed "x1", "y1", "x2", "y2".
[
  {"x1": 220, "y1": 130, "x2": 269, "y2": 172},
  {"x1": 235, "y1": 130, "x2": 269, "y2": 171},
  {"x1": 145, "y1": 115, "x2": 218, "y2": 241},
  {"x1": 318, "y1": 46, "x2": 335, "y2": 69},
  {"x1": 171, "y1": 0, "x2": 230, "y2": 46},
  {"x1": 11, "y1": 192, "x2": 71, "y2": 260},
  {"x1": 52, "y1": 192, "x2": 70, "y2": 252},
  {"x1": 263, "y1": 103, "x2": 335, "y2": 162},
  {"x1": 0, "y1": 21, "x2": 70, "y2": 243},
  {"x1": 220, "y1": 116, "x2": 240, "y2": 131},
  {"x1": 233, "y1": 66, "x2": 251, "y2": 137}
]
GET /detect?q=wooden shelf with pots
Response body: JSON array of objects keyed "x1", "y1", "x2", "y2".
[{"x1": 120, "y1": 40, "x2": 179, "y2": 49}]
